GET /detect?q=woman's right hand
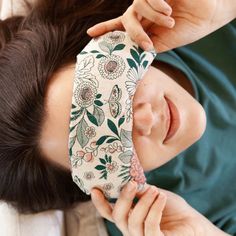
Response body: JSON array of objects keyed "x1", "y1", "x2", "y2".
[
  {"x1": 87, "y1": 0, "x2": 236, "y2": 52},
  {"x1": 91, "y1": 181, "x2": 229, "y2": 236}
]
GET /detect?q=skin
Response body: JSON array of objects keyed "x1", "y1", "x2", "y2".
[
  {"x1": 85, "y1": 0, "x2": 236, "y2": 234},
  {"x1": 40, "y1": 59, "x2": 229, "y2": 236},
  {"x1": 40, "y1": 62, "x2": 206, "y2": 171},
  {"x1": 87, "y1": 0, "x2": 236, "y2": 52},
  {"x1": 39, "y1": 0, "x2": 235, "y2": 234}
]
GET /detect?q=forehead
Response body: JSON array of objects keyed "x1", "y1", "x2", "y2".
[{"x1": 40, "y1": 65, "x2": 75, "y2": 169}]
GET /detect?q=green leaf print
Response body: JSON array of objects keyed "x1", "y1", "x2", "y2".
[
  {"x1": 142, "y1": 60, "x2": 148, "y2": 69},
  {"x1": 99, "y1": 158, "x2": 106, "y2": 165},
  {"x1": 70, "y1": 125, "x2": 77, "y2": 133},
  {"x1": 96, "y1": 54, "x2": 106, "y2": 59},
  {"x1": 96, "y1": 135, "x2": 109, "y2": 146},
  {"x1": 80, "y1": 51, "x2": 88, "y2": 55},
  {"x1": 69, "y1": 136, "x2": 76, "y2": 149},
  {"x1": 105, "y1": 154, "x2": 109, "y2": 162},
  {"x1": 94, "y1": 100, "x2": 103, "y2": 106},
  {"x1": 131, "y1": 49, "x2": 140, "y2": 65},
  {"x1": 120, "y1": 129, "x2": 132, "y2": 148},
  {"x1": 77, "y1": 118, "x2": 89, "y2": 148},
  {"x1": 107, "y1": 119, "x2": 119, "y2": 137},
  {"x1": 134, "y1": 45, "x2": 144, "y2": 54},
  {"x1": 100, "y1": 173, "x2": 107, "y2": 180},
  {"x1": 140, "y1": 54, "x2": 145, "y2": 62},
  {"x1": 113, "y1": 44, "x2": 125, "y2": 51},
  {"x1": 106, "y1": 138, "x2": 118, "y2": 143},
  {"x1": 96, "y1": 94, "x2": 102, "y2": 99},
  {"x1": 118, "y1": 115, "x2": 125, "y2": 127},
  {"x1": 70, "y1": 108, "x2": 83, "y2": 121},
  {"x1": 93, "y1": 106, "x2": 105, "y2": 126},
  {"x1": 87, "y1": 110, "x2": 98, "y2": 126},
  {"x1": 90, "y1": 50, "x2": 100, "y2": 53},
  {"x1": 127, "y1": 58, "x2": 138, "y2": 71},
  {"x1": 95, "y1": 165, "x2": 106, "y2": 170}
]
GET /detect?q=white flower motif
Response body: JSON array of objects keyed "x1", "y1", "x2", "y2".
[
  {"x1": 103, "y1": 31, "x2": 125, "y2": 44},
  {"x1": 84, "y1": 126, "x2": 96, "y2": 139},
  {"x1": 125, "y1": 98, "x2": 132, "y2": 122},
  {"x1": 125, "y1": 66, "x2": 146, "y2": 97},
  {"x1": 103, "y1": 183, "x2": 114, "y2": 191},
  {"x1": 71, "y1": 155, "x2": 83, "y2": 167},
  {"x1": 83, "y1": 171, "x2": 95, "y2": 180},
  {"x1": 74, "y1": 81, "x2": 97, "y2": 107},
  {"x1": 98, "y1": 54, "x2": 125, "y2": 80}
]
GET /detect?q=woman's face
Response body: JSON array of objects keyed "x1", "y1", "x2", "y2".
[{"x1": 40, "y1": 63, "x2": 206, "y2": 171}]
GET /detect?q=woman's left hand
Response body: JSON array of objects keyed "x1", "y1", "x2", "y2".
[
  {"x1": 91, "y1": 182, "x2": 227, "y2": 236},
  {"x1": 87, "y1": 0, "x2": 235, "y2": 53}
]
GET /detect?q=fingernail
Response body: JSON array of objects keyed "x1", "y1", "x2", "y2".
[
  {"x1": 91, "y1": 189, "x2": 96, "y2": 198},
  {"x1": 141, "y1": 41, "x2": 154, "y2": 51},
  {"x1": 87, "y1": 27, "x2": 95, "y2": 34},
  {"x1": 148, "y1": 186, "x2": 158, "y2": 195},
  {"x1": 166, "y1": 18, "x2": 175, "y2": 28},
  {"x1": 159, "y1": 191, "x2": 166, "y2": 199},
  {"x1": 164, "y1": 7, "x2": 172, "y2": 16},
  {"x1": 125, "y1": 181, "x2": 136, "y2": 192}
]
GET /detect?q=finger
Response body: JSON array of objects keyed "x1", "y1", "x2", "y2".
[
  {"x1": 144, "y1": 192, "x2": 167, "y2": 235},
  {"x1": 146, "y1": 0, "x2": 172, "y2": 16},
  {"x1": 128, "y1": 186, "x2": 159, "y2": 236},
  {"x1": 112, "y1": 181, "x2": 138, "y2": 235},
  {"x1": 121, "y1": 6, "x2": 154, "y2": 51},
  {"x1": 133, "y1": 0, "x2": 175, "y2": 28},
  {"x1": 149, "y1": 28, "x2": 176, "y2": 53},
  {"x1": 91, "y1": 188, "x2": 114, "y2": 222},
  {"x1": 87, "y1": 17, "x2": 124, "y2": 37}
]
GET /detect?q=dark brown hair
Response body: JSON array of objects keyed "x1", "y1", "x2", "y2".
[{"x1": 0, "y1": 0, "x2": 132, "y2": 213}]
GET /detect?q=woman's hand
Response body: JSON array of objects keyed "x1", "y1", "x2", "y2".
[
  {"x1": 87, "y1": 0, "x2": 236, "y2": 52},
  {"x1": 91, "y1": 181, "x2": 228, "y2": 236}
]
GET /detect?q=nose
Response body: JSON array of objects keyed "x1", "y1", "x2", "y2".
[{"x1": 133, "y1": 102, "x2": 154, "y2": 136}]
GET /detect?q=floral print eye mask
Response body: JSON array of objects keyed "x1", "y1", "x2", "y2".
[{"x1": 68, "y1": 31, "x2": 156, "y2": 198}]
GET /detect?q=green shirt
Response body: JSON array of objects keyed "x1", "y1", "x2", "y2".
[{"x1": 105, "y1": 20, "x2": 236, "y2": 235}]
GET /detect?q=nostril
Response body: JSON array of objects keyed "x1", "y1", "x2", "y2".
[{"x1": 133, "y1": 103, "x2": 154, "y2": 136}]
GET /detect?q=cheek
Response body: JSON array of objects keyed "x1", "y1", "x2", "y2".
[{"x1": 132, "y1": 90, "x2": 207, "y2": 171}]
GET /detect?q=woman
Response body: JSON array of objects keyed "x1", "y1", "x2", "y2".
[
  {"x1": 87, "y1": 0, "x2": 236, "y2": 235},
  {"x1": 0, "y1": 0, "x2": 235, "y2": 235}
]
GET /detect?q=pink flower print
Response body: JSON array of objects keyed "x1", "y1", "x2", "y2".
[
  {"x1": 83, "y1": 152, "x2": 94, "y2": 162},
  {"x1": 129, "y1": 153, "x2": 146, "y2": 185},
  {"x1": 76, "y1": 150, "x2": 93, "y2": 162},
  {"x1": 108, "y1": 144, "x2": 116, "y2": 153},
  {"x1": 77, "y1": 150, "x2": 85, "y2": 157},
  {"x1": 106, "y1": 161, "x2": 118, "y2": 173},
  {"x1": 90, "y1": 141, "x2": 97, "y2": 149}
]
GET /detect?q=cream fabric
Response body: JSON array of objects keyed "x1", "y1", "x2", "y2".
[
  {"x1": 0, "y1": 201, "x2": 65, "y2": 236},
  {"x1": 0, "y1": 0, "x2": 33, "y2": 19},
  {"x1": 0, "y1": 1, "x2": 109, "y2": 235},
  {"x1": 69, "y1": 31, "x2": 155, "y2": 198}
]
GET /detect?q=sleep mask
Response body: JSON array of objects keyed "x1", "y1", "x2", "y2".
[{"x1": 68, "y1": 31, "x2": 156, "y2": 198}]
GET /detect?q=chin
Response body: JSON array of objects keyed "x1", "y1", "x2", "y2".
[
  {"x1": 179, "y1": 103, "x2": 207, "y2": 155},
  {"x1": 191, "y1": 103, "x2": 207, "y2": 143},
  {"x1": 142, "y1": 105, "x2": 207, "y2": 172}
]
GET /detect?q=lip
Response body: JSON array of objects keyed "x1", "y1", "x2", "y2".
[{"x1": 163, "y1": 96, "x2": 180, "y2": 143}]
